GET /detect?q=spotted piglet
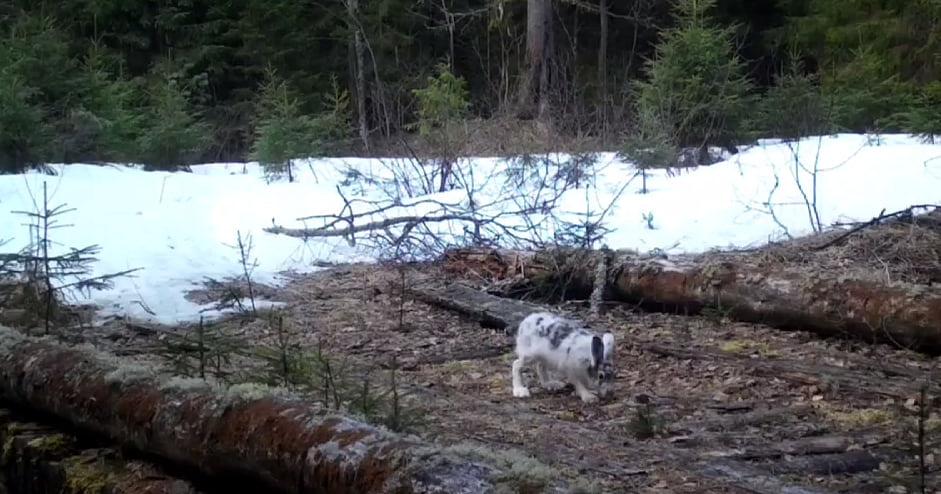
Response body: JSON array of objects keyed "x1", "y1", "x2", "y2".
[{"x1": 509, "y1": 312, "x2": 615, "y2": 403}]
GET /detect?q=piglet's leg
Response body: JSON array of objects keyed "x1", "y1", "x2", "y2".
[
  {"x1": 573, "y1": 378, "x2": 599, "y2": 403},
  {"x1": 512, "y1": 358, "x2": 531, "y2": 398},
  {"x1": 536, "y1": 362, "x2": 566, "y2": 391}
]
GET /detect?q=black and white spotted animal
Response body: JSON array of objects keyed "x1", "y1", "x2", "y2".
[{"x1": 509, "y1": 312, "x2": 615, "y2": 403}]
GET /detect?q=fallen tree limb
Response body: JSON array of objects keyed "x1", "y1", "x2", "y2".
[
  {"x1": 0, "y1": 326, "x2": 564, "y2": 494},
  {"x1": 764, "y1": 450, "x2": 881, "y2": 476},
  {"x1": 442, "y1": 248, "x2": 941, "y2": 353},
  {"x1": 411, "y1": 281, "x2": 938, "y2": 400},
  {"x1": 265, "y1": 214, "x2": 476, "y2": 239},
  {"x1": 735, "y1": 433, "x2": 886, "y2": 460},
  {"x1": 672, "y1": 404, "x2": 814, "y2": 433}
]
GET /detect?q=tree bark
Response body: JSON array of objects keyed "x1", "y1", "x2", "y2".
[
  {"x1": 598, "y1": 0, "x2": 608, "y2": 142},
  {"x1": 347, "y1": 0, "x2": 370, "y2": 153},
  {"x1": 441, "y1": 248, "x2": 941, "y2": 353},
  {"x1": 0, "y1": 326, "x2": 553, "y2": 494},
  {"x1": 519, "y1": 0, "x2": 554, "y2": 123}
]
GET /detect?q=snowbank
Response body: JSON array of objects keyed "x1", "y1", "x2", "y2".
[{"x1": 1, "y1": 134, "x2": 938, "y2": 324}]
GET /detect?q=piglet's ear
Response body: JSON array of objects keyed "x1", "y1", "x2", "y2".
[
  {"x1": 602, "y1": 332, "x2": 615, "y2": 360},
  {"x1": 591, "y1": 335, "x2": 604, "y2": 368}
]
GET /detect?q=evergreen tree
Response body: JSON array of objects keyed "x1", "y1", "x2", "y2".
[
  {"x1": 633, "y1": 0, "x2": 753, "y2": 159},
  {"x1": 411, "y1": 63, "x2": 470, "y2": 138},
  {"x1": 902, "y1": 82, "x2": 941, "y2": 143},
  {"x1": 57, "y1": 43, "x2": 145, "y2": 162},
  {"x1": 0, "y1": 15, "x2": 75, "y2": 170},
  {"x1": 0, "y1": 74, "x2": 48, "y2": 172},
  {"x1": 751, "y1": 56, "x2": 833, "y2": 141},
  {"x1": 411, "y1": 63, "x2": 470, "y2": 191},
  {"x1": 620, "y1": 107, "x2": 678, "y2": 194},
  {"x1": 137, "y1": 76, "x2": 209, "y2": 170},
  {"x1": 251, "y1": 71, "x2": 350, "y2": 182},
  {"x1": 779, "y1": 0, "x2": 941, "y2": 132}
]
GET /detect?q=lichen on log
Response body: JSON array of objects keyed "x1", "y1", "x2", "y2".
[{"x1": 0, "y1": 326, "x2": 561, "y2": 494}]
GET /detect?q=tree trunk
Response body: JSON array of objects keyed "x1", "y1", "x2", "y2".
[
  {"x1": 347, "y1": 0, "x2": 370, "y2": 153},
  {"x1": 440, "y1": 248, "x2": 941, "y2": 353},
  {"x1": 598, "y1": 0, "x2": 608, "y2": 142},
  {"x1": 519, "y1": 0, "x2": 553, "y2": 122},
  {"x1": 0, "y1": 326, "x2": 554, "y2": 494}
]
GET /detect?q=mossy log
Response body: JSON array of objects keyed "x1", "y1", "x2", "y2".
[
  {"x1": 442, "y1": 248, "x2": 941, "y2": 353},
  {"x1": 0, "y1": 410, "x2": 198, "y2": 494},
  {"x1": 0, "y1": 326, "x2": 548, "y2": 494}
]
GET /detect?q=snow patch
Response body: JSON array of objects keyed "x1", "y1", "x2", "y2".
[{"x1": 1, "y1": 133, "x2": 939, "y2": 326}]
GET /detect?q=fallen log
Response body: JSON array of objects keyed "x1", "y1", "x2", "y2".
[
  {"x1": 0, "y1": 410, "x2": 199, "y2": 494},
  {"x1": 699, "y1": 460, "x2": 831, "y2": 494},
  {"x1": 763, "y1": 450, "x2": 881, "y2": 476},
  {"x1": 736, "y1": 433, "x2": 886, "y2": 460},
  {"x1": 672, "y1": 404, "x2": 814, "y2": 433},
  {"x1": 411, "y1": 281, "x2": 938, "y2": 400},
  {"x1": 0, "y1": 326, "x2": 565, "y2": 494},
  {"x1": 442, "y1": 248, "x2": 941, "y2": 353}
]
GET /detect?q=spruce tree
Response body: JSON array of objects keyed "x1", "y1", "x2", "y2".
[
  {"x1": 137, "y1": 76, "x2": 209, "y2": 170},
  {"x1": 0, "y1": 74, "x2": 48, "y2": 172},
  {"x1": 752, "y1": 56, "x2": 833, "y2": 141},
  {"x1": 632, "y1": 0, "x2": 752, "y2": 160},
  {"x1": 251, "y1": 72, "x2": 343, "y2": 182}
]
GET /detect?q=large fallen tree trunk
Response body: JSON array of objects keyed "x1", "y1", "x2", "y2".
[
  {"x1": 0, "y1": 326, "x2": 561, "y2": 494},
  {"x1": 411, "y1": 281, "x2": 940, "y2": 399},
  {"x1": 441, "y1": 248, "x2": 941, "y2": 353}
]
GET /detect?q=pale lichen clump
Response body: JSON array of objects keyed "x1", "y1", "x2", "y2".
[
  {"x1": 443, "y1": 442, "x2": 559, "y2": 493},
  {"x1": 0, "y1": 325, "x2": 26, "y2": 354},
  {"x1": 223, "y1": 382, "x2": 292, "y2": 407},
  {"x1": 158, "y1": 376, "x2": 217, "y2": 393},
  {"x1": 103, "y1": 362, "x2": 160, "y2": 385}
]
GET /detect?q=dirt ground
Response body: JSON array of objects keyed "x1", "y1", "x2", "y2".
[{"x1": 62, "y1": 259, "x2": 939, "y2": 494}]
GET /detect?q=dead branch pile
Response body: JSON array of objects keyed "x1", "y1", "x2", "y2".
[{"x1": 752, "y1": 207, "x2": 941, "y2": 285}]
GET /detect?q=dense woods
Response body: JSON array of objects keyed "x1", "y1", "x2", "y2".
[{"x1": 1, "y1": 0, "x2": 940, "y2": 171}]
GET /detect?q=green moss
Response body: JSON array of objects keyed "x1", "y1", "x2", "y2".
[
  {"x1": 62, "y1": 454, "x2": 115, "y2": 494},
  {"x1": 720, "y1": 339, "x2": 778, "y2": 357},
  {"x1": 26, "y1": 433, "x2": 74, "y2": 457}
]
